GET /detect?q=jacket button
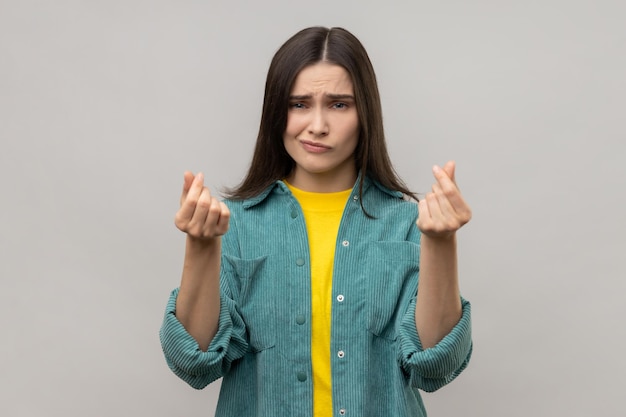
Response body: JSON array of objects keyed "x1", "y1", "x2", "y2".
[
  {"x1": 296, "y1": 258, "x2": 305, "y2": 266},
  {"x1": 290, "y1": 209, "x2": 298, "y2": 218},
  {"x1": 296, "y1": 315, "x2": 305, "y2": 325},
  {"x1": 297, "y1": 371, "x2": 307, "y2": 382}
]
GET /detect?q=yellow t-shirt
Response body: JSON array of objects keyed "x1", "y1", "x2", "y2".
[{"x1": 285, "y1": 181, "x2": 351, "y2": 417}]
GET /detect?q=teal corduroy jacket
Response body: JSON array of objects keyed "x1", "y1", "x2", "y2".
[{"x1": 160, "y1": 177, "x2": 472, "y2": 416}]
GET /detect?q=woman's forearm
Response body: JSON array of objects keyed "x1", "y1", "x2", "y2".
[
  {"x1": 415, "y1": 234, "x2": 462, "y2": 349},
  {"x1": 175, "y1": 235, "x2": 222, "y2": 351}
]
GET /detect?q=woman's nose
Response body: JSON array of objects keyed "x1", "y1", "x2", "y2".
[{"x1": 308, "y1": 108, "x2": 328, "y2": 137}]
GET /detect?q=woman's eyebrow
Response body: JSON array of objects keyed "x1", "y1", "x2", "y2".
[
  {"x1": 326, "y1": 93, "x2": 355, "y2": 100},
  {"x1": 289, "y1": 93, "x2": 355, "y2": 100},
  {"x1": 289, "y1": 94, "x2": 312, "y2": 100}
]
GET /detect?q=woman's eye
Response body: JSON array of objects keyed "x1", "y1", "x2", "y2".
[
  {"x1": 290, "y1": 103, "x2": 305, "y2": 109},
  {"x1": 333, "y1": 102, "x2": 347, "y2": 109}
]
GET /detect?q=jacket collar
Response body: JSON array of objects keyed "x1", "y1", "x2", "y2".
[{"x1": 241, "y1": 174, "x2": 403, "y2": 209}]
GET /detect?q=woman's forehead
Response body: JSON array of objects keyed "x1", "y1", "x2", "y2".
[{"x1": 291, "y1": 63, "x2": 354, "y2": 95}]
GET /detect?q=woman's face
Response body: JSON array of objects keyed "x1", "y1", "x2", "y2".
[{"x1": 283, "y1": 62, "x2": 360, "y2": 192}]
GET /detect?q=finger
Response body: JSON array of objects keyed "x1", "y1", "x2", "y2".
[
  {"x1": 216, "y1": 201, "x2": 231, "y2": 233},
  {"x1": 177, "y1": 174, "x2": 207, "y2": 224},
  {"x1": 433, "y1": 178, "x2": 472, "y2": 227},
  {"x1": 433, "y1": 164, "x2": 455, "y2": 186},
  {"x1": 180, "y1": 171, "x2": 195, "y2": 205},
  {"x1": 417, "y1": 192, "x2": 444, "y2": 233},
  {"x1": 442, "y1": 160, "x2": 455, "y2": 183},
  {"x1": 432, "y1": 182, "x2": 456, "y2": 218},
  {"x1": 185, "y1": 172, "x2": 205, "y2": 205},
  {"x1": 416, "y1": 198, "x2": 431, "y2": 228},
  {"x1": 424, "y1": 191, "x2": 443, "y2": 220},
  {"x1": 432, "y1": 165, "x2": 466, "y2": 210},
  {"x1": 186, "y1": 187, "x2": 213, "y2": 233},
  {"x1": 183, "y1": 171, "x2": 195, "y2": 194},
  {"x1": 204, "y1": 196, "x2": 223, "y2": 232}
]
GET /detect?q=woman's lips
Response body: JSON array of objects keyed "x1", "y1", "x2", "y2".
[{"x1": 300, "y1": 140, "x2": 331, "y2": 153}]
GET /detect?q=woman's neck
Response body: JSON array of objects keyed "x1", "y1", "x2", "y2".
[{"x1": 285, "y1": 166, "x2": 357, "y2": 193}]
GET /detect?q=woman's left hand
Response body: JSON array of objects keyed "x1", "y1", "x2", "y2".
[{"x1": 417, "y1": 161, "x2": 472, "y2": 240}]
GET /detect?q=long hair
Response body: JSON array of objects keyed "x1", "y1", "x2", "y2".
[{"x1": 225, "y1": 26, "x2": 416, "y2": 205}]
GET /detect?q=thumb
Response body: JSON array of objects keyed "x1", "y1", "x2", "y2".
[
  {"x1": 443, "y1": 160, "x2": 456, "y2": 183},
  {"x1": 180, "y1": 171, "x2": 195, "y2": 202}
]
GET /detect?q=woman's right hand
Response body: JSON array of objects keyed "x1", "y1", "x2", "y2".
[
  {"x1": 174, "y1": 171, "x2": 230, "y2": 241},
  {"x1": 173, "y1": 171, "x2": 226, "y2": 350}
]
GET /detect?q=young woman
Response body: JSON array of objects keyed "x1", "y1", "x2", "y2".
[{"x1": 160, "y1": 27, "x2": 472, "y2": 417}]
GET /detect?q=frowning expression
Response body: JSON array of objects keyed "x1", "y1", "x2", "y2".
[{"x1": 283, "y1": 62, "x2": 360, "y2": 192}]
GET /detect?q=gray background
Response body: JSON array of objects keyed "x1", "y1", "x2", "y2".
[{"x1": 1, "y1": 0, "x2": 624, "y2": 416}]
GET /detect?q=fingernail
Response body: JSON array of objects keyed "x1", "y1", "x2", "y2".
[{"x1": 433, "y1": 165, "x2": 441, "y2": 174}]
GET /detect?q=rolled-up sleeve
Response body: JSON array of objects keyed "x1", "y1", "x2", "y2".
[
  {"x1": 396, "y1": 296, "x2": 472, "y2": 392},
  {"x1": 159, "y1": 284, "x2": 248, "y2": 389}
]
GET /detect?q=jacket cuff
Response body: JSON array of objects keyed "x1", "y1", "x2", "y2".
[
  {"x1": 397, "y1": 297, "x2": 472, "y2": 392},
  {"x1": 159, "y1": 288, "x2": 246, "y2": 388}
]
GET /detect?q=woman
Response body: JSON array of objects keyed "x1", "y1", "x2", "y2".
[{"x1": 160, "y1": 26, "x2": 472, "y2": 417}]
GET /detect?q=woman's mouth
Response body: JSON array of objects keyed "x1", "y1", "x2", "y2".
[{"x1": 300, "y1": 140, "x2": 331, "y2": 153}]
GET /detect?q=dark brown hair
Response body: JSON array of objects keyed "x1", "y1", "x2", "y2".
[{"x1": 225, "y1": 26, "x2": 416, "y2": 205}]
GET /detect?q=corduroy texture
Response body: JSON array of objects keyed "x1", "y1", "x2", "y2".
[{"x1": 160, "y1": 177, "x2": 472, "y2": 417}]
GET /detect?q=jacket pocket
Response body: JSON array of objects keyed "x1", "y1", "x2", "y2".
[
  {"x1": 366, "y1": 241, "x2": 420, "y2": 340},
  {"x1": 224, "y1": 254, "x2": 276, "y2": 352}
]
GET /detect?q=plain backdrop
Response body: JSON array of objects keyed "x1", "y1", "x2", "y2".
[{"x1": 1, "y1": 1, "x2": 625, "y2": 416}]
